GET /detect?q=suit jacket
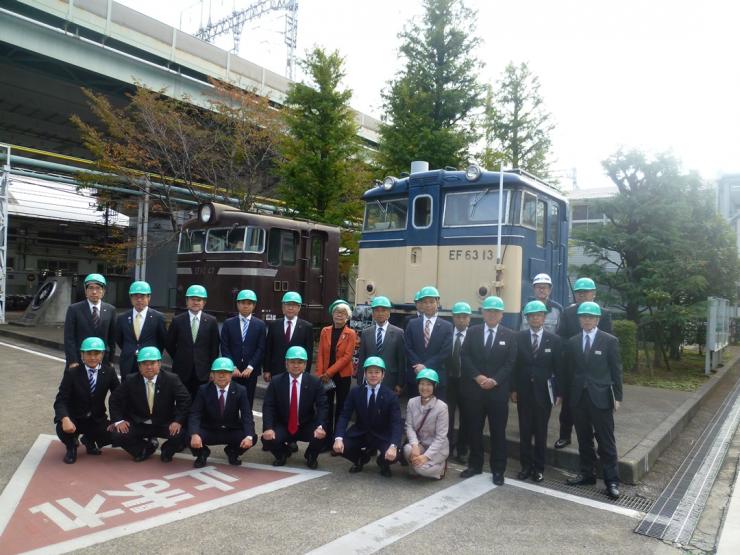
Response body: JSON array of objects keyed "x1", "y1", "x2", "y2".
[
  {"x1": 109, "y1": 370, "x2": 191, "y2": 426},
  {"x1": 512, "y1": 329, "x2": 563, "y2": 403},
  {"x1": 188, "y1": 381, "x2": 255, "y2": 437},
  {"x1": 262, "y1": 372, "x2": 327, "y2": 432},
  {"x1": 165, "y1": 311, "x2": 220, "y2": 383},
  {"x1": 63, "y1": 300, "x2": 116, "y2": 367},
  {"x1": 115, "y1": 308, "x2": 167, "y2": 378},
  {"x1": 405, "y1": 316, "x2": 453, "y2": 386},
  {"x1": 54, "y1": 363, "x2": 120, "y2": 424},
  {"x1": 335, "y1": 384, "x2": 403, "y2": 446},
  {"x1": 461, "y1": 324, "x2": 518, "y2": 394},
  {"x1": 564, "y1": 330, "x2": 623, "y2": 410},
  {"x1": 264, "y1": 317, "x2": 314, "y2": 375},
  {"x1": 557, "y1": 303, "x2": 613, "y2": 341},
  {"x1": 220, "y1": 315, "x2": 267, "y2": 373},
  {"x1": 357, "y1": 323, "x2": 405, "y2": 389},
  {"x1": 316, "y1": 325, "x2": 357, "y2": 379}
]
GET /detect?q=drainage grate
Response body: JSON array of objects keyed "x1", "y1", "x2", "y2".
[{"x1": 524, "y1": 475, "x2": 655, "y2": 513}]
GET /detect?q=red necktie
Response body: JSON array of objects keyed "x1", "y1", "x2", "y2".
[
  {"x1": 285, "y1": 320, "x2": 292, "y2": 343},
  {"x1": 288, "y1": 378, "x2": 298, "y2": 435}
]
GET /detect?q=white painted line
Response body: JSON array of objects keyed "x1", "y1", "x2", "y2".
[
  {"x1": 306, "y1": 474, "x2": 496, "y2": 555},
  {"x1": 0, "y1": 341, "x2": 65, "y2": 362},
  {"x1": 717, "y1": 454, "x2": 740, "y2": 554}
]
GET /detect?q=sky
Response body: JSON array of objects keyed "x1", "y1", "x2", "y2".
[{"x1": 117, "y1": 0, "x2": 740, "y2": 190}]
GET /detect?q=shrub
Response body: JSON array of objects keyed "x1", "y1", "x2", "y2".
[{"x1": 613, "y1": 319, "x2": 637, "y2": 371}]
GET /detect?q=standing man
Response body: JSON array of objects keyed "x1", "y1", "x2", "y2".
[
  {"x1": 109, "y1": 347, "x2": 191, "y2": 462},
  {"x1": 555, "y1": 277, "x2": 612, "y2": 449},
  {"x1": 264, "y1": 291, "x2": 314, "y2": 382},
  {"x1": 446, "y1": 301, "x2": 471, "y2": 464},
  {"x1": 512, "y1": 300, "x2": 562, "y2": 482},
  {"x1": 220, "y1": 289, "x2": 267, "y2": 408},
  {"x1": 189, "y1": 357, "x2": 255, "y2": 467},
  {"x1": 403, "y1": 291, "x2": 423, "y2": 330},
  {"x1": 563, "y1": 302, "x2": 623, "y2": 499},
  {"x1": 261, "y1": 346, "x2": 327, "y2": 469},
  {"x1": 165, "y1": 284, "x2": 220, "y2": 398},
  {"x1": 405, "y1": 286, "x2": 453, "y2": 400},
  {"x1": 357, "y1": 296, "x2": 405, "y2": 394},
  {"x1": 116, "y1": 281, "x2": 167, "y2": 379},
  {"x1": 519, "y1": 273, "x2": 563, "y2": 334},
  {"x1": 460, "y1": 296, "x2": 517, "y2": 486},
  {"x1": 54, "y1": 337, "x2": 120, "y2": 463},
  {"x1": 63, "y1": 273, "x2": 116, "y2": 370}
]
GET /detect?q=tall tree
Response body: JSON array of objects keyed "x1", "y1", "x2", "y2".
[
  {"x1": 484, "y1": 62, "x2": 555, "y2": 176},
  {"x1": 377, "y1": 0, "x2": 485, "y2": 175}
]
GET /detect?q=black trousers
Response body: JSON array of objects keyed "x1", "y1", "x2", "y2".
[
  {"x1": 572, "y1": 391, "x2": 619, "y2": 483},
  {"x1": 464, "y1": 383, "x2": 509, "y2": 474},
  {"x1": 341, "y1": 431, "x2": 397, "y2": 468},
  {"x1": 56, "y1": 418, "x2": 112, "y2": 449},
  {"x1": 233, "y1": 373, "x2": 258, "y2": 411},
  {"x1": 516, "y1": 382, "x2": 552, "y2": 473},
  {"x1": 261, "y1": 423, "x2": 325, "y2": 458},
  {"x1": 446, "y1": 376, "x2": 468, "y2": 455},
  {"x1": 112, "y1": 423, "x2": 187, "y2": 458},
  {"x1": 191, "y1": 428, "x2": 249, "y2": 456},
  {"x1": 325, "y1": 376, "x2": 352, "y2": 440},
  {"x1": 559, "y1": 389, "x2": 574, "y2": 441}
]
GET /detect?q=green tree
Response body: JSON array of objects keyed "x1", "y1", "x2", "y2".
[
  {"x1": 377, "y1": 0, "x2": 484, "y2": 175},
  {"x1": 483, "y1": 62, "x2": 555, "y2": 176}
]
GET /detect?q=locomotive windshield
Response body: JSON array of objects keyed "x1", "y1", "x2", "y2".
[
  {"x1": 443, "y1": 190, "x2": 509, "y2": 227},
  {"x1": 363, "y1": 199, "x2": 408, "y2": 231},
  {"x1": 178, "y1": 229, "x2": 206, "y2": 253},
  {"x1": 206, "y1": 226, "x2": 265, "y2": 253}
]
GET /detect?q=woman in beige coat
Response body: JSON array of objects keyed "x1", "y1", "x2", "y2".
[{"x1": 403, "y1": 369, "x2": 450, "y2": 479}]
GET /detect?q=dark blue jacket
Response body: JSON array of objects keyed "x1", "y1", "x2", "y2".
[
  {"x1": 188, "y1": 381, "x2": 255, "y2": 437},
  {"x1": 220, "y1": 315, "x2": 267, "y2": 374},
  {"x1": 404, "y1": 316, "x2": 453, "y2": 387},
  {"x1": 335, "y1": 384, "x2": 403, "y2": 446}
]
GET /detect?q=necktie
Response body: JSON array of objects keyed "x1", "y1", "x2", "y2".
[
  {"x1": 424, "y1": 319, "x2": 431, "y2": 348},
  {"x1": 191, "y1": 316, "x2": 199, "y2": 341},
  {"x1": 242, "y1": 318, "x2": 249, "y2": 341},
  {"x1": 146, "y1": 379, "x2": 155, "y2": 413},
  {"x1": 285, "y1": 320, "x2": 292, "y2": 343},
  {"x1": 134, "y1": 312, "x2": 143, "y2": 340},
  {"x1": 92, "y1": 306, "x2": 101, "y2": 328},
  {"x1": 532, "y1": 333, "x2": 539, "y2": 356},
  {"x1": 288, "y1": 378, "x2": 299, "y2": 435},
  {"x1": 367, "y1": 387, "x2": 376, "y2": 418},
  {"x1": 219, "y1": 389, "x2": 226, "y2": 416},
  {"x1": 485, "y1": 328, "x2": 494, "y2": 350},
  {"x1": 452, "y1": 332, "x2": 463, "y2": 376},
  {"x1": 376, "y1": 326, "x2": 383, "y2": 353},
  {"x1": 88, "y1": 369, "x2": 97, "y2": 394},
  {"x1": 584, "y1": 333, "x2": 591, "y2": 356}
]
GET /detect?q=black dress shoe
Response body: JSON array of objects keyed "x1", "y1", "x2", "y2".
[
  {"x1": 605, "y1": 483, "x2": 621, "y2": 499},
  {"x1": 492, "y1": 473, "x2": 504, "y2": 486},
  {"x1": 379, "y1": 465, "x2": 392, "y2": 478},
  {"x1": 460, "y1": 467, "x2": 482, "y2": 478},
  {"x1": 160, "y1": 450, "x2": 174, "y2": 463},
  {"x1": 349, "y1": 463, "x2": 364, "y2": 473},
  {"x1": 305, "y1": 454, "x2": 318, "y2": 470},
  {"x1": 135, "y1": 441, "x2": 157, "y2": 462},
  {"x1": 194, "y1": 454, "x2": 208, "y2": 468},
  {"x1": 80, "y1": 436, "x2": 101, "y2": 455},
  {"x1": 566, "y1": 474, "x2": 597, "y2": 486},
  {"x1": 517, "y1": 468, "x2": 532, "y2": 480},
  {"x1": 532, "y1": 472, "x2": 544, "y2": 483},
  {"x1": 228, "y1": 453, "x2": 242, "y2": 466},
  {"x1": 554, "y1": 438, "x2": 571, "y2": 449},
  {"x1": 289, "y1": 441, "x2": 299, "y2": 453},
  {"x1": 272, "y1": 454, "x2": 288, "y2": 467},
  {"x1": 63, "y1": 445, "x2": 77, "y2": 464}
]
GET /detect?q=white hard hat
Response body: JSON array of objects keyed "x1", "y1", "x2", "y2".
[{"x1": 532, "y1": 273, "x2": 552, "y2": 285}]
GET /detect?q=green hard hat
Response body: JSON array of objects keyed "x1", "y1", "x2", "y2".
[
  {"x1": 137, "y1": 346, "x2": 162, "y2": 362},
  {"x1": 523, "y1": 300, "x2": 548, "y2": 315},
  {"x1": 186, "y1": 284, "x2": 208, "y2": 298},
  {"x1": 451, "y1": 301, "x2": 472, "y2": 315},
  {"x1": 371, "y1": 296, "x2": 392, "y2": 309},
  {"x1": 282, "y1": 291, "x2": 302, "y2": 304},
  {"x1": 80, "y1": 337, "x2": 106, "y2": 352},
  {"x1": 481, "y1": 296, "x2": 505, "y2": 311},
  {"x1": 236, "y1": 289, "x2": 257, "y2": 302},
  {"x1": 574, "y1": 277, "x2": 596, "y2": 291},
  {"x1": 128, "y1": 281, "x2": 152, "y2": 295},
  {"x1": 285, "y1": 346, "x2": 308, "y2": 361},
  {"x1": 416, "y1": 368, "x2": 439, "y2": 384},
  {"x1": 328, "y1": 298, "x2": 351, "y2": 315},
  {"x1": 418, "y1": 286, "x2": 440, "y2": 299},
  {"x1": 363, "y1": 356, "x2": 386, "y2": 370},
  {"x1": 84, "y1": 273, "x2": 106, "y2": 287},
  {"x1": 413, "y1": 290, "x2": 422, "y2": 302},
  {"x1": 211, "y1": 357, "x2": 235, "y2": 372},
  {"x1": 577, "y1": 301, "x2": 602, "y2": 316}
]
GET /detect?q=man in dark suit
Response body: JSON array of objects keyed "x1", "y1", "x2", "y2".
[
  {"x1": 165, "y1": 284, "x2": 220, "y2": 398},
  {"x1": 189, "y1": 357, "x2": 256, "y2": 467},
  {"x1": 446, "y1": 301, "x2": 471, "y2": 463},
  {"x1": 564, "y1": 302, "x2": 623, "y2": 499},
  {"x1": 220, "y1": 289, "x2": 267, "y2": 408},
  {"x1": 63, "y1": 273, "x2": 116, "y2": 370},
  {"x1": 264, "y1": 291, "x2": 314, "y2": 382},
  {"x1": 115, "y1": 281, "x2": 167, "y2": 379},
  {"x1": 512, "y1": 300, "x2": 563, "y2": 482},
  {"x1": 555, "y1": 276, "x2": 613, "y2": 449},
  {"x1": 54, "y1": 336, "x2": 120, "y2": 463},
  {"x1": 357, "y1": 296, "x2": 405, "y2": 393},
  {"x1": 109, "y1": 346, "x2": 191, "y2": 462},
  {"x1": 405, "y1": 286, "x2": 453, "y2": 400},
  {"x1": 334, "y1": 357, "x2": 403, "y2": 477},
  {"x1": 460, "y1": 296, "x2": 518, "y2": 486},
  {"x1": 261, "y1": 346, "x2": 328, "y2": 468},
  {"x1": 402, "y1": 290, "x2": 422, "y2": 330}
]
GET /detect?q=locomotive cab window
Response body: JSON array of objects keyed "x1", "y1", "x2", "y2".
[
  {"x1": 363, "y1": 198, "x2": 408, "y2": 231},
  {"x1": 268, "y1": 229, "x2": 298, "y2": 266},
  {"x1": 521, "y1": 192, "x2": 546, "y2": 246},
  {"x1": 178, "y1": 229, "x2": 206, "y2": 253},
  {"x1": 549, "y1": 204, "x2": 560, "y2": 244},
  {"x1": 412, "y1": 195, "x2": 433, "y2": 229},
  {"x1": 310, "y1": 236, "x2": 323, "y2": 269},
  {"x1": 442, "y1": 190, "x2": 509, "y2": 227},
  {"x1": 205, "y1": 226, "x2": 265, "y2": 253}
]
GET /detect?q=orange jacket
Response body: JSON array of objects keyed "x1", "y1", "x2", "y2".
[{"x1": 316, "y1": 325, "x2": 357, "y2": 379}]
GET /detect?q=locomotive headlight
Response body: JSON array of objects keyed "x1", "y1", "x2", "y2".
[
  {"x1": 199, "y1": 203, "x2": 213, "y2": 224},
  {"x1": 383, "y1": 176, "x2": 397, "y2": 190},
  {"x1": 465, "y1": 164, "x2": 482, "y2": 182}
]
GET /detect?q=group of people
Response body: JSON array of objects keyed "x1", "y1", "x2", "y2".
[{"x1": 54, "y1": 271, "x2": 623, "y2": 498}]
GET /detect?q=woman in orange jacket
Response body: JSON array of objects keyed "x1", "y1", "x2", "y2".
[{"x1": 316, "y1": 300, "x2": 357, "y2": 442}]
